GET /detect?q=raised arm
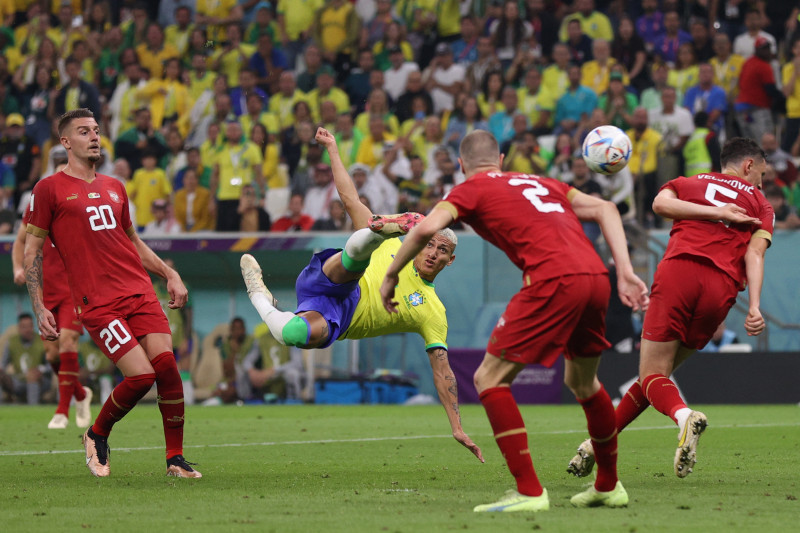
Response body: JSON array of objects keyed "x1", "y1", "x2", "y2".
[
  {"x1": 743, "y1": 236, "x2": 769, "y2": 336},
  {"x1": 23, "y1": 232, "x2": 58, "y2": 340},
  {"x1": 652, "y1": 187, "x2": 762, "y2": 224},
  {"x1": 569, "y1": 190, "x2": 649, "y2": 311},
  {"x1": 128, "y1": 231, "x2": 188, "y2": 309},
  {"x1": 314, "y1": 127, "x2": 373, "y2": 229},
  {"x1": 428, "y1": 347, "x2": 484, "y2": 462}
]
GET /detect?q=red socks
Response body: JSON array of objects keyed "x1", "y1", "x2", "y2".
[
  {"x1": 55, "y1": 352, "x2": 86, "y2": 416},
  {"x1": 91, "y1": 373, "x2": 156, "y2": 437},
  {"x1": 479, "y1": 387, "x2": 543, "y2": 497},
  {"x1": 615, "y1": 380, "x2": 650, "y2": 432},
  {"x1": 578, "y1": 386, "x2": 618, "y2": 492},
  {"x1": 151, "y1": 352, "x2": 185, "y2": 459},
  {"x1": 642, "y1": 374, "x2": 686, "y2": 422}
]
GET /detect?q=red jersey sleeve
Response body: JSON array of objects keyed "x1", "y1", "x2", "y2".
[
  {"x1": 26, "y1": 179, "x2": 55, "y2": 238},
  {"x1": 439, "y1": 180, "x2": 479, "y2": 220}
]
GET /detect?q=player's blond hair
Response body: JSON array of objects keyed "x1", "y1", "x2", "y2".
[{"x1": 436, "y1": 228, "x2": 458, "y2": 251}]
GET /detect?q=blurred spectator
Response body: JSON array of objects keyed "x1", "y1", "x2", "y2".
[
  {"x1": 164, "y1": 128, "x2": 188, "y2": 185},
  {"x1": 683, "y1": 63, "x2": 728, "y2": 138},
  {"x1": 174, "y1": 167, "x2": 214, "y2": 231},
  {"x1": 567, "y1": 157, "x2": 603, "y2": 241},
  {"x1": 187, "y1": 51, "x2": 215, "y2": 101},
  {"x1": 206, "y1": 317, "x2": 258, "y2": 404},
  {"x1": 735, "y1": 37, "x2": 778, "y2": 142},
  {"x1": 627, "y1": 107, "x2": 663, "y2": 228},
  {"x1": 465, "y1": 36, "x2": 502, "y2": 95},
  {"x1": 652, "y1": 10, "x2": 691, "y2": 65},
  {"x1": 423, "y1": 42, "x2": 465, "y2": 114},
  {"x1": 489, "y1": 87, "x2": 523, "y2": 146},
  {"x1": 598, "y1": 71, "x2": 637, "y2": 130},
  {"x1": 142, "y1": 198, "x2": 183, "y2": 236},
  {"x1": 559, "y1": 0, "x2": 613, "y2": 42},
  {"x1": 311, "y1": 198, "x2": 350, "y2": 231},
  {"x1": 231, "y1": 68, "x2": 268, "y2": 116},
  {"x1": 356, "y1": 114, "x2": 397, "y2": 169},
  {"x1": 503, "y1": 129, "x2": 547, "y2": 174},
  {"x1": 489, "y1": 0, "x2": 533, "y2": 69},
  {"x1": 648, "y1": 86, "x2": 693, "y2": 190},
  {"x1": 249, "y1": 33, "x2": 287, "y2": 95},
  {"x1": 175, "y1": 147, "x2": 212, "y2": 189},
  {"x1": 762, "y1": 132, "x2": 798, "y2": 186},
  {"x1": 444, "y1": 95, "x2": 489, "y2": 152},
  {"x1": 612, "y1": 15, "x2": 648, "y2": 93},
  {"x1": 397, "y1": 155, "x2": 430, "y2": 213},
  {"x1": 115, "y1": 107, "x2": 169, "y2": 172},
  {"x1": 139, "y1": 57, "x2": 192, "y2": 137},
  {"x1": 307, "y1": 65, "x2": 350, "y2": 120},
  {"x1": 345, "y1": 49, "x2": 376, "y2": 112},
  {"x1": 108, "y1": 55, "x2": 147, "y2": 140},
  {"x1": 211, "y1": 120, "x2": 264, "y2": 231},
  {"x1": 52, "y1": 56, "x2": 102, "y2": 120},
  {"x1": 478, "y1": 70, "x2": 506, "y2": 119},
  {"x1": 136, "y1": 23, "x2": 180, "y2": 80},
  {"x1": 211, "y1": 24, "x2": 255, "y2": 87},
  {"x1": 190, "y1": 87, "x2": 234, "y2": 150},
  {"x1": 196, "y1": 0, "x2": 244, "y2": 44},
  {"x1": 383, "y1": 46, "x2": 419, "y2": 103},
  {"x1": 253, "y1": 330, "x2": 297, "y2": 401},
  {"x1": 526, "y1": 0, "x2": 558, "y2": 59},
  {"x1": 554, "y1": 64, "x2": 598, "y2": 135},
  {"x1": 548, "y1": 132, "x2": 578, "y2": 180},
  {"x1": 689, "y1": 17, "x2": 714, "y2": 62},
  {"x1": 311, "y1": 0, "x2": 360, "y2": 79},
  {"x1": 373, "y1": 20, "x2": 414, "y2": 70},
  {"x1": 564, "y1": 18, "x2": 593, "y2": 66},
  {"x1": 595, "y1": 165, "x2": 635, "y2": 220},
  {"x1": 668, "y1": 43, "x2": 699, "y2": 102},
  {"x1": 362, "y1": 0, "x2": 401, "y2": 50},
  {"x1": 271, "y1": 192, "x2": 315, "y2": 231},
  {"x1": 683, "y1": 111, "x2": 719, "y2": 176},
  {"x1": 582, "y1": 38, "x2": 627, "y2": 96},
  {"x1": 238, "y1": 183, "x2": 271, "y2": 231},
  {"x1": 710, "y1": 33, "x2": 745, "y2": 109},
  {"x1": 302, "y1": 163, "x2": 336, "y2": 220},
  {"x1": 240, "y1": 93, "x2": 279, "y2": 145},
  {"x1": 356, "y1": 89, "x2": 399, "y2": 137},
  {"x1": 296, "y1": 43, "x2": 324, "y2": 93},
  {"x1": 764, "y1": 184, "x2": 800, "y2": 230},
  {"x1": 127, "y1": 150, "x2": 172, "y2": 229},
  {"x1": 640, "y1": 62, "x2": 669, "y2": 112},
  {"x1": 452, "y1": 15, "x2": 480, "y2": 65},
  {"x1": 733, "y1": 8, "x2": 777, "y2": 58},
  {"x1": 0, "y1": 313, "x2": 49, "y2": 405},
  {"x1": 246, "y1": 2, "x2": 279, "y2": 45},
  {"x1": 277, "y1": 0, "x2": 323, "y2": 71},
  {"x1": 269, "y1": 71, "x2": 307, "y2": 131},
  {"x1": 394, "y1": 70, "x2": 434, "y2": 124},
  {"x1": 15, "y1": 65, "x2": 56, "y2": 147},
  {"x1": 0, "y1": 113, "x2": 40, "y2": 209},
  {"x1": 542, "y1": 43, "x2": 570, "y2": 101},
  {"x1": 282, "y1": 118, "x2": 320, "y2": 191},
  {"x1": 782, "y1": 38, "x2": 800, "y2": 155},
  {"x1": 164, "y1": 5, "x2": 194, "y2": 55}
]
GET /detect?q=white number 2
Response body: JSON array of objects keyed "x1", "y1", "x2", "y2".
[
  {"x1": 508, "y1": 178, "x2": 565, "y2": 213},
  {"x1": 704, "y1": 183, "x2": 738, "y2": 207},
  {"x1": 99, "y1": 319, "x2": 132, "y2": 354},
  {"x1": 87, "y1": 205, "x2": 117, "y2": 231}
]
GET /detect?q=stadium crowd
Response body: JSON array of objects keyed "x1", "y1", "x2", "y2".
[{"x1": 1, "y1": 0, "x2": 800, "y2": 236}]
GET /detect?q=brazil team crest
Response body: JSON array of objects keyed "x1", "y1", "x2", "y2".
[{"x1": 403, "y1": 291, "x2": 425, "y2": 308}]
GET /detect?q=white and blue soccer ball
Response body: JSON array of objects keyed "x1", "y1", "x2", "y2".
[{"x1": 582, "y1": 125, "x2": 633, "y2": 175}]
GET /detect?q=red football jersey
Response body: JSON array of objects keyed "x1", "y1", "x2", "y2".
[
  {"x1": 22, "y1": 199, "x2": 72, "y2": 309},
  {"x1": 25, "y1": 172, "x2": 155, "y2": 310},
  {"x1": 439, "y1": 171, "x2": 607, "y2": 285},
  {"x1": 661, "y1": 172, "x2": 774, "y2": 288}
]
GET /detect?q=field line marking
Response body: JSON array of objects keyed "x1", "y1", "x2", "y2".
[{"x1": 1, "y1": 421, "x2": 798, "y2": 457}]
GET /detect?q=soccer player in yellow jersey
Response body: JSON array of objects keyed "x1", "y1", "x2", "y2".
[{"x1": 241, "y1": 127, "x2": 483, "y2": 463}]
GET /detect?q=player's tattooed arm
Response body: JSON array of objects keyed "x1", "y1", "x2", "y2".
[
  {"x1": 25, "y1": 248, "x2": 44, "y2": 312},
  {"x1": 23, "y1": 234, "x2": 58, "y2": 339},
  {"x1": 427, "y1": 348, "x2": 484, "y2": 462}
]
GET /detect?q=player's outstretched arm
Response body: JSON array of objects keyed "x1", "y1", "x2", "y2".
[
  {"x1": 381, "y1": 207, "x2": 454, "y2": 313},
  {"x1": 23, "y1": 233, "x2": 58, "y2": 340},
  {"x1": 428, "y1": 347, "x2": 484, "y2": 463},
  {"x1": 128, "y1": 231, "x2": 188, "y2": 309},
  {"x1": 744, "y1": 237, "x2": 769, "y2": 336},
  {"x1": 653, "y1": 188, "x2": 762, "y2": 224},
  {"x1": 570, "y1": 190, "x2": 649, "y2": 311},
  {"x1": 314, "y1": 127, "x2": 373, "y2": 230},
  {"x1": 11, "y1": 222, "x2": 28, "y2": 285}
]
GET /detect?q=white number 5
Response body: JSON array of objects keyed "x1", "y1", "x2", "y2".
[
  {"x1": 509, "y1": 178, "x2": 565, "y2": 214},
  {"x1": 704, "y1": 183, "x2": 738, "y2": 207}
]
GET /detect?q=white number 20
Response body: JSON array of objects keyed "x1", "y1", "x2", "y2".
[
  {"x1": 87, "y1": 205, "x2": 117, "y2": 231},
  {"x1": 99, "y1": 319, "x2": 132, "y2": 354},
  {"x1": 508, "y1": 178, "x2": 565, "y2": 214}
]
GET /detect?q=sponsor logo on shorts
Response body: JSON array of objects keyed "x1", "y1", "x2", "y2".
[{"x1": 88, "y1": 192, "x2": 101, "y2": 199}]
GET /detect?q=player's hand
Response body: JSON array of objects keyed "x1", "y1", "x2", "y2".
[
  {"x1": 453, "y1": 429, "x2": 484, "y2": 463},
  {"x1": 37, "y1": 308, "x2": 59, "y2": 341},
  {"x1": 617, "y1": 271, "x2": 649, "y2": 312},
  {"x1": 744, "y1": 306, "x2": 765, "y2": 336},
  {"x1": 13, "y1": 267, "x2": 26, "y2": 285},
  {"x1": 166, "y1": 274, "x2": 189, "y2": 309},
  {"x1": 315, "y1": 127, "x2": 337, "y2": 152},
  {"x1": 717, "y1": 204, "x2": 761, "y2": 225},
  {"x1": 380, "y1": 273, "x2": 400, "y2": 313}
]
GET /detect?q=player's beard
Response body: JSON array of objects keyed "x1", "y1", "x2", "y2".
[{"x1": 87, "y1": 154, "x2": 101, "y2": 163}]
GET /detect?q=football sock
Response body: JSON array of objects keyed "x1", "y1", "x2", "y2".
[
  {"x1": 674, "y1": 408, "x2": 692, "y2": 432},
  {"x1": 578, "y1": 386, "x2": 618, "y2": 492},
  {"x1": 151, "y1": 352, "x2": 184, "y2": 459},
  {"x1": 250, "y1": 291, "x2": 296, "y2": 346},
  {"x1": 615, "y1": 380, "x2": 649, "y2": 432},
  {"x1": 343, "y1": 228, "x2": 385, "y2": 267},
  {"x1": 91, "y1": 373, "x2": 156, "y2": 437},
  {"x1": 55, "y1": 352, "x2": 81, "y2": 415},
  {"x1": 642, "y1": 374, "x2": 686, "y2": 424},
  {"x1": 479, "y1": 386, "x2": 543, "y2": 497}
]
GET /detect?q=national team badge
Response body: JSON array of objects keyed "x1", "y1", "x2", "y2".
[
  {"x1": 88, "y1": 192, "x2": 100, "y2": 199},
  {"x1": 408, "y1": 292, "x2": 424, "y2": 306},
  {"x1": 109, "y1": 191, "x2": 121, "y2": 203}
]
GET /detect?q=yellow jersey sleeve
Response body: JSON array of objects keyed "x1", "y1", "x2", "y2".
[{"x1": 340, "y1": 239, "x2": 448, "y2": 350}]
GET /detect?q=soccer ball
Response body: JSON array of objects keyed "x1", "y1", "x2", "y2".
[{"x1": 582, "y1": 125, "x2": 633, "y2": 175}]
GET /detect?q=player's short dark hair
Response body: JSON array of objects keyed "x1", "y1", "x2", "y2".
[
  {"x1": 720, "y1": 137, "x2": 767, "y2": 168},
  {"x1": 18, "y1": 312, "x2": 33, "y2": 322},
  {"x1": 57, "y1": 108, "x2": 95, "y2": 136},
  {"x1": 693, "y1": 111, "x2": 709, "y2": 129}
]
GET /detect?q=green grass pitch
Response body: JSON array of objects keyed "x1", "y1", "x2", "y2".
[{"x1": 1, "y1": 404, "x2": 798, "y2": 532}]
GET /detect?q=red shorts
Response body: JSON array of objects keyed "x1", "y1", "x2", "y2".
[
  {"x1": 78, "y1": 294, "x2": 171, "y2": 363},
  {"x1": 487, "y1": 273, "x2": 612, "y2": 367},
  {"x1": 45, "y1": 296, "x2": 83, "y2": 337},
  {"x1": 642, "y1": 256, "x2": 738, "y2": 349}
]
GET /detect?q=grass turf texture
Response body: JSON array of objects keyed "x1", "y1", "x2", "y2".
[{"x1": 1, "y1": 404, "x2": 798, "y2": 532}]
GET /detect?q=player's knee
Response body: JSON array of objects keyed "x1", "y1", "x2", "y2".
[
  {"x1": 281, "y1": 316, "x2": 311, "y2": 347},
  {"x1": 128, "y1": 372, "x2": 157, "y2": 392}
]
